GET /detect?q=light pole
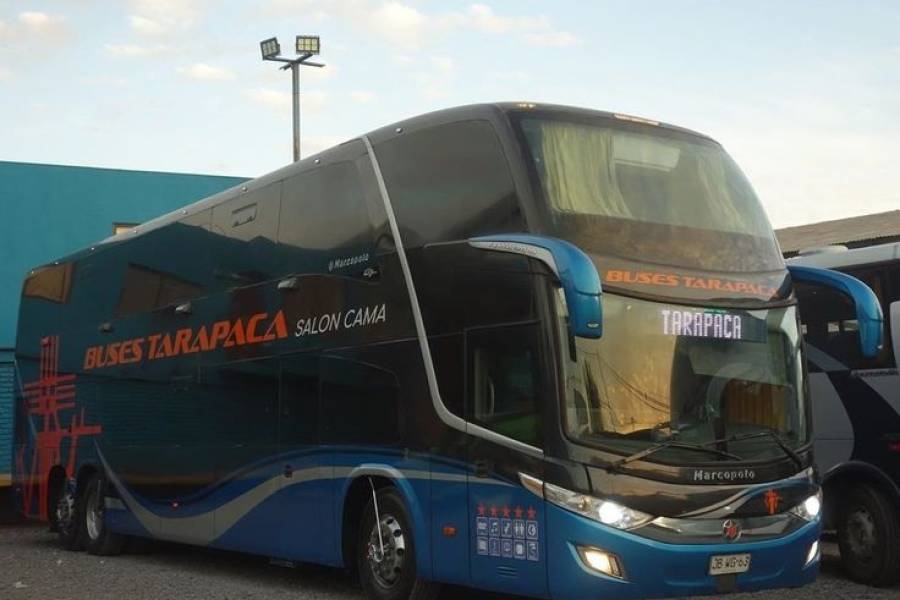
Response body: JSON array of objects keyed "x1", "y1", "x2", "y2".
[{"x1": 259, "y1": 35, "x2": 324, "y2": 162}]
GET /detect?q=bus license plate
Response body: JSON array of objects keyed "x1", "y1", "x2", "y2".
[{"x1": 709, "y1": 553, "x2": 751, "y2": 576}]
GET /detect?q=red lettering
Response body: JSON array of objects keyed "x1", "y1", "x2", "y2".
[
  {"x1": 224, "y1": 319, "x2": 246, "y2": 347},
  {"x1": 210, "y1": 321, "x2": 229, "y2": 350},
  {"x1": 245, "y1": 313, "x2": 267, "y2": 344},
  {"x1": 158, "y1": 334, "x2": 174, "y2": 358},
  {"x1": 129, "y1": 338, "x2": 145, "y2": 364},
  {"x1": 83, "y1": 347, "x2": 97, "y2": 370},
  {"x1": 173, "y1": 328, "x2": 193, "y2": 355},
  {"x1": 190, "y1": 326, "x2": 210, "y2": 352},
  {"x1": 605, "y1": 270, "x2": 623, "y2": 283},
  {"x1": 107, "y1": 342, "x2": 121, "y2": 367},
  {"x1": 265, "y1": 310, "x2": 288, "y2": 340},
  {"x1": 147, "y1": 334, "x2": 162, "y2": 359}
]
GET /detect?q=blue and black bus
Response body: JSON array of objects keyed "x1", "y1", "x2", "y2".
[
  {"x1": 13, "y1": 103, "x2": 882, "y2": 599},
  {"x1": 790, "y1": 243, "x2": 900, "y2": 586}
]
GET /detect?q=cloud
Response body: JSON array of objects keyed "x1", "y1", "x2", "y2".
[
  {"x1": 0, "y1": 65, "x2": 12, "y2": 81},
  {"x1": 245, "y1": 87, "x2": 291, "y2": 110},
  {"x1": 104, "y1": 43, "x2": 172, "y2": 57},
  {"x1": 0, "y1": 12, "x2": 73, "y2": 54},
  {"x1": 464, "y1": 4, "x2": 547, "y2": 34},
  {"x1": 178, "y1": 62, "x2": 235, "y2": 80},
  {"x1": 256, "y1": 1, "x2": 577, "y2": 53},
  {"x1": 525, "y1": 31, "x2": 580, "y2": 47},
  {"x1": 369, "y1": 1, "x2": 427, "y2": 50},
  {"x1": 128, "y1": 0, "x2": 202, "y2": 36},
  {"x1": 129, "y1": 15, "x2": 166, "y2": 36},
  {"x1": 350, "y1": 90, "x2": 376, "y2": 103},
  {"x1": 16, "y1": 11, "x2": 72, "y2": 42}
]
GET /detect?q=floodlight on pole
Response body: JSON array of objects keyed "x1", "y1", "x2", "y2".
[
  {"x1": 296, "y1": 35, "x2": 320, "y2": 55},
  {"x1": 260, "y1": 37, "x2": 281, "y2": 60},
  {"x1": 258, "y1": 35, "x2": 325, "y2": 162}
]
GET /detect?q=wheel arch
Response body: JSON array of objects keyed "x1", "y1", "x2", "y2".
[
  {"x1": 821, "y1": 461, "x2": 900, "y2": 527},
  {"x1": 337, "y1": 465, "x2": 433, "y2": 580}
]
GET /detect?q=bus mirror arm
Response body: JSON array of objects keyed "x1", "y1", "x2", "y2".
[
  {"x1": 787, "y1": 265, "x2": 884, "y2": 358},
  {"x1": 468, "y1": 234, "x2": 603, "y2": 339}
]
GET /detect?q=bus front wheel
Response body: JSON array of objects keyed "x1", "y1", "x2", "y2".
[
  {"x1": 357, "y1": 487, "x2": 439, "y2": 600},
  {"x1": 836, "y1": 483, "x2": 900, "y2": 587}
]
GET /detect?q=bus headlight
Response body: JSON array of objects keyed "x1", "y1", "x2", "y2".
[
  {"x1": 790, "y1": 490, "x2": 823, "y2": 521},
  {"x1": 544, "y1": 481, "x2": 653, "y2": 530}
]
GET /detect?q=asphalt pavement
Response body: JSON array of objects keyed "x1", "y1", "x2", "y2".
[{"x1": 2, "y1": 524, "x2": 898, "y2": 600}]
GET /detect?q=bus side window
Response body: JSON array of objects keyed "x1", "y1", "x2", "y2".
[
  {"x1": 280, "y1": 354, "x2": 319, "y2": 445},
  {"x1": 320, "y1": 357, "x2": 402, "y2": 445},
  {"x1": 210, "y1": 181, "x2": 282, "y2": 289},
  {"x1": 277, "y1": 162, "x2": 375, "y2": 273},
  {"x1": 466, "y1": 322, "x2": 543, "y2": 448},
  {"x1": 377, "y1": 119, "x2": 525, "y2": 247},
  {"x1": 796, "y1": 279, "x2": 888, "y2": 370}
]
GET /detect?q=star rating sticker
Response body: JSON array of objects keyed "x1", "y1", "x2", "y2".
[
  {"x1": 527, "y1": 506, "x2": 537, "y2": 520},
  {"x1": 514, "y1": 506, "x2": 524, "y2": 519},
  {"x1": 490, "y1": 505, "x2": 499, "y2": 518},
  {"x1": 477, "y1": 503, "x2": 486, "y2": 516},
  {"x1": 501, "y1": 505, "x2": 511, "y2": 518}
]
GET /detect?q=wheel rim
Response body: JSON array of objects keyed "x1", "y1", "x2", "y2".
[
  {"x1": 366, "y1": 513, "x2": 407, "y2": 588},
  {"x1": 845, "y1": 505, "x2": 878, "y2": 564},
  {"x1": 85, "y1": 484, "x2": 104, "y2": 542},
  {"x1": 56, "y1": 488, "x2": 76, "y2": 536}
]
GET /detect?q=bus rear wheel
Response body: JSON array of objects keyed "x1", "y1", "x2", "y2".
[
  {"x1": 53, "y1": 480, "x2": 83, "y2": 551},
  {"x1": 357, "y1": 488, "x2": 439, "y2": 600},
  {"x1": 81, "y1": 473, "x2": 126, "y2": 556},
  {"x1": 836, "y1": 483, "x2": 900, "y2": 587}
]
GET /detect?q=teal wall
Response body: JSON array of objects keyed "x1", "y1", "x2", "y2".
[{"x1": 0, "y1": 161, "x2": 248, "y2": 483}]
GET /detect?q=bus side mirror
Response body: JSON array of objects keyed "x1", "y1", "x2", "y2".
[
  {"x1": 469, "y1": 234, "x2": 602, "y2": 338},
  {"x1": 891, "y1": 301, "x2": 900, "y2": 369},
  {"x1": 788, "y1": 265, "x2": 883, "y2": 357}
]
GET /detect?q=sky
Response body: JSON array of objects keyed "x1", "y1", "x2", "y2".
[{"x1": 1, "y1": 1, "x2": 898, "y2": 228}]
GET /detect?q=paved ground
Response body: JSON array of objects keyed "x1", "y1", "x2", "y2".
[{"x1": 2, "y1": 524, "x2": 898, "y2": 600}]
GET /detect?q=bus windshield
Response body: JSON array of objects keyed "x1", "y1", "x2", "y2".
[
  {"x1": 518, "y1": 116, "x2": 784, "y2": 273},
  {"x1": 560, "y1": 293, "x2": 809, "y2": 463}
]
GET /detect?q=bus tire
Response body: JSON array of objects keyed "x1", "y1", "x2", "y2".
[
  {"x1": 836, "y1": 483, "x2": 900, "y2": 587},
  {"x1": 81, "y1": 473, "x2": 126, "y2": 557},
  {"x1": 53, "y1": 478, "x2": 83, "y2": 551},
  {"x1": 357, "y1": 487, "x2": 440, "y2": 600}
]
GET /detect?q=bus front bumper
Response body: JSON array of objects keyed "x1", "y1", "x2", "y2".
[{"x1": 546, "y1": 502, "x2": 820, "y2": 600}]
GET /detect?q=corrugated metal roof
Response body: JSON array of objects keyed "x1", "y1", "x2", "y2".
[{"x1": 775, "y1": 210, "x2": 900, "y2": 254}]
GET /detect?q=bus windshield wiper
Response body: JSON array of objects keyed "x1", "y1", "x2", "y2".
[
  {"x1": 608, "y1": 440, "x2": 744, "y2": 472},
  {"x1": 706, "y1": 430, "x2": 804, "y2": 470}
]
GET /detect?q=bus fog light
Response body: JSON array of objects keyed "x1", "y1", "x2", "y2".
[
  {"x1": 578, "y1": 546, "x2": 624, "y2": 579},
  {"x1": 790, "y1": 490, "x2": 823, "y2": 521},
  {"x1": 805, "y1": 540, "x2": 819, "y2": 566}
]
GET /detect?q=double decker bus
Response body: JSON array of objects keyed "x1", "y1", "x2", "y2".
[
  {"x1": 14, "y1": 103, "x2": 882, "y2": 600},
  {"x1": 789, "y1": 243, "x2": 900, "y2": 586}
]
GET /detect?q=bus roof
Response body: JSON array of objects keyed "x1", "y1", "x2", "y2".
[
  {"x1": 787, "y1": 241, "x2": 900, "y2": 270},
  {"x1": 35, "y1": 102, "x2": 717, "y2": 270}
]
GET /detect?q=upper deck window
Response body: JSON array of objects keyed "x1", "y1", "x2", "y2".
[
  {"x1": 23, "y1": 263, "x2": 74, "y2": 304},
  {"x1": 517, "y1": 116, "x2": 783, "y2": 272},
  {"x1": 377, "y1": 120, "x2": 523, "y2": 246}
]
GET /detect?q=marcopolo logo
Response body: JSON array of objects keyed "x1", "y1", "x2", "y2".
[{"x1": 691, "y1": 468, "x2": 757, "y2": 483}]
